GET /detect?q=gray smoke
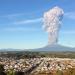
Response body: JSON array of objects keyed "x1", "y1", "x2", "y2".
[{"x1": 43, "y1": 6, "x2": 64, "y2": 45}]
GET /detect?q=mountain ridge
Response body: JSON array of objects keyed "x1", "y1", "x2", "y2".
[
  {"x1": 0, "y1": 44, "x2": 75, "y2": 52},
  {"x1": 28, "y1": 44, "x2": 75, "y2": 51}
]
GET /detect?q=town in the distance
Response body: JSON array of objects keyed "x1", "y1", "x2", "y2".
[{"x1": 0, "y1": 51, "x2": 75, "y2": 75}]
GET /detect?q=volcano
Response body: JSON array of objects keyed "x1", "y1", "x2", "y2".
[{"x1": 29, "y1": 44, "x2": 75, "y2": 51}]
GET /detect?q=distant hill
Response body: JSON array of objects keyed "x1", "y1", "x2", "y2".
[
  {"x1": 28, "y1": 44, "x2": 75, "y2": 51},
  {"x1": 0, "y1": 44, "x2": 75, "y2": 52}
]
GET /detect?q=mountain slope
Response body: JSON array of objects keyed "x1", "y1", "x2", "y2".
[{"x1": 29, "y1": 44, "x2": 75, "y2": 51}]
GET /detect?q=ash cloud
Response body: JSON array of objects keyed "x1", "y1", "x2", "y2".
[{"x1": 43, "y1": 6, "x2": 64, "y2": 45}]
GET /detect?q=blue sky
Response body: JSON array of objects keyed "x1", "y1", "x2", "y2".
[{"x1": 0, "y1": 0, "x2": 75, "y2": 49}]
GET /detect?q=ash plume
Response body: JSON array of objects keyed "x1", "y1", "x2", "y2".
[{"x1": 43, "y1": 6, "x2": 64, "y2": 45}]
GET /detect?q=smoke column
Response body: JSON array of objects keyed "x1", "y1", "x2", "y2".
[{"x1": 43, "y1": 6, "x2": 64, "y2": 45}]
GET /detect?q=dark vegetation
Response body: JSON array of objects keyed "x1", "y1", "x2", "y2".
[{"x1": 0, "y1": 51, "x2": 75, "y2": 59}]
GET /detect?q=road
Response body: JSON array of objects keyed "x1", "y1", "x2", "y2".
[{"x1": 24, "y1": 61, "x2": 42, "y2": 75}]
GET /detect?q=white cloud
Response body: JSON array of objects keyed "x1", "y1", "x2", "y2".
[
  {"x1": 13, "y1": 18, "x2": 43, "y2": 25},
  {"x1": 0, "y1": 12, "x2": 39, "y2": 18},
  {"x1": 2, "y1": 27, "x2": 40, "y2": 32},
  {"x1": 65, "y1": 12, "x2": 75, "y2": 19},
  {"x1": 0, "y1": 13, "x2": 25, "y2": 18}
]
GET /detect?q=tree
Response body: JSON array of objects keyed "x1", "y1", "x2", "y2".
[
  {"x1": 6, "y1": 69, "x2": 15, "y2": 75},
  {"x1": 0, "y1": 64, "x2": 6, "y2": 75}
]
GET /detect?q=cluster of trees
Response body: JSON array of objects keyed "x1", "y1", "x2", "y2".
[
  {"x1": 1, "y1": 51, "x2": 75, "y2": 59},
  {"x1": 0, "y1": 51, "x2": 41, "y2": 59}
]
